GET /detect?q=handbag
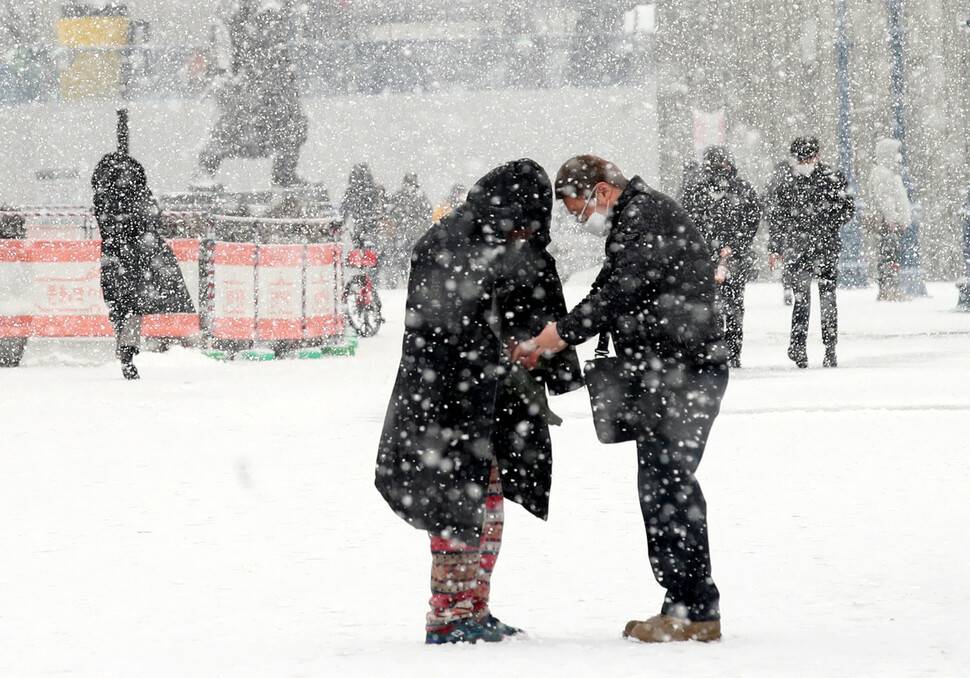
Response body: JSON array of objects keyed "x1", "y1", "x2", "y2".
[{"x1": 583, "y1": 333, "x2": 660, "y2": 444}]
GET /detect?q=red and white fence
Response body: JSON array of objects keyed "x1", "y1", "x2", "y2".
[{"x1": 0, "y1": 210, "x2": 346, "y2": 352}]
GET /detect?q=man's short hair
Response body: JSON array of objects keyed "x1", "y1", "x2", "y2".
[
  {"x1": 790, "y1": 136, "x2": 820, "y2": 161},
  {"x1": 554, "y1": 155, "x2": 628, "y2": 200}
]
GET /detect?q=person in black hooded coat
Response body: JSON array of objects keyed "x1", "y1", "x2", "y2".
[
  {"x1": 374, "y1": 159, "x2": 582, "y2": 644},
  {"x1": 92, "y1": 152, "x2": 195, "y2": 379},
  {"x1": 681, "y1": 146, "x2": 761, "y2": 367}
]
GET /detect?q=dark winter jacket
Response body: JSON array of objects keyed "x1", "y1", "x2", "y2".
[
  {"x1": 557, "y1": 177, "x2": 726, "y2": 367},
  {"x1": 342, "y1": 165, "x2": 385, "y2": 246},
  {"x1": 92, "y1": 153, "x2": 195, "y2": 321},
  {"x1": 766, "y1": 162, "x2": 855, "y2": 264},
  {"x1": 375, "y1": 159, "x2": 582, "y2": 544},
  {"x1": 388, "y1": 179, "x2": 433, "y2": 260},
  {"x1": 681, "y1": 167, "x2": 761, "y2": 280}
]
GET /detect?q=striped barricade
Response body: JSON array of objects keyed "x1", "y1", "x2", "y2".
[
  {"x1": 0, "y1": 240, "x2": 31, "y2": 339},
  {"x1": 256, "y1": 244, "x2": 305, "y2": 341},
  {"x1": 210, "y1": 242, "x2": 257, "y2": 341},
  {"x1": 142, "y1": 238, "x2": 201, "y2": 340},
  {"x1": 27, "y1": 240, "x2": 113, "y2": 337},
  {"x1": 305, "y1": 243, "x2": 345, "y2": 339}
]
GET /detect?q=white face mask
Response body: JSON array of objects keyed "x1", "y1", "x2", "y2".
[
  {"x1": 793, "y1": 161, "x2": 817, "y2": 177},
  {"x1": 577, "y1": 192, "x2": 611, "y2": 237}
]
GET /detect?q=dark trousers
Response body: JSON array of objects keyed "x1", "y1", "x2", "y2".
[
  {"x1": 636, "y1": 363, "x2": 728, "y2": 622},
  {"x1": 716, "y1": 277, "x2": 746, "y2": 362},
  {"x1": 790, "y1": 255, "x2": 838, "y2": 352}
]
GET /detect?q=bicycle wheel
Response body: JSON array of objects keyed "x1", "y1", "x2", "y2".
[{"x1": 345, "y1": 275, "x2": 385, "y2": 338}]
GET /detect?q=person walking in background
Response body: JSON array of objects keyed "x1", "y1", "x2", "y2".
[
  {"x1": 682, "y1": 146, "x2": 761, "y2": 368},
  {"x1": 432, "y1": 183, "x2": 467, "y2": 224},
  {"x1": 387, "y1": 173, "x2": 432, "y2": 287},
  {"x1": 92, "y1": 152, "x2": 194, "y2": 380},
  {"x1": 767, "y1": 137, "x2": 855, "y2": 369},
  {"x1": 375, "y1": 159, "x2": 582, "y2": 645},
  {"x1": 517, "y1": 155, "x2": 728, "y2": 644},
  {"x1": 868, "y1": 138, "x2": 912, "y2": 302},
  {"x1": 342, "y1": 163, "x2": 385, "y2": 247}
]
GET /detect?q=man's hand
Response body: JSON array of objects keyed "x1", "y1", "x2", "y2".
[
  {"x1": 512, "y1": 322, "x2": 567, "y2": 369},
  {"x1": 768, "y1": 253, "x2": 783, "y2": 272}
]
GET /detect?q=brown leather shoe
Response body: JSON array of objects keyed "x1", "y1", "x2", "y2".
[
  {"x1": 624, "y1": 614, "x2": 721, "y2": 643},
  {"x1": 622, "y1": 619, "x2": 644, "y2": 637}
]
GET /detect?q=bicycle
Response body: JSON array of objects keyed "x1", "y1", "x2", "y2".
[{"x1": 344, "y1": 245, "x2": 384, "y2": 338}]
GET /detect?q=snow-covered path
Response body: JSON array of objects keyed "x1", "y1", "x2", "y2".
[{"x1": 1, "y1": 282, "x2": 969, "y2": 677}]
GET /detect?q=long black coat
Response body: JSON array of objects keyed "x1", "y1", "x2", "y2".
[
  {"x1": 375, "y1": 159, "x2": 582, "y2": 544},
  {"x1": 491, "y1": 239, "x2": 583, "y2": 520},
  {"x1": 766, "y1": 162, "x2": 855, "y2": 268},
  {"x1": 92, "y1": 153, "x2": 194, "y2": 323},
  {"x1": 682, "y1": 168, "x2": 761, "y2": 281},
  {"x1": 557, "y1": 177, "x2": 726, "y2": 368}
]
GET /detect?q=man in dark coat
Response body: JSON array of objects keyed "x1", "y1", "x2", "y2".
[
  {"x1": 518, "y1": 155, "x2": 728, "y2": 643},
  {"x1": 766, "y1": 136, "x2": 855, "y2": 368},
  {"x1": 198, "y1": 0, "x2": 309, "y2": 187},
  {"x1": 342, "y1": 163, "x2": 385, "y2": 247},
  {"x1": 682, "y1": 146, "x2": 762, "y2": 367},
  {"x1": 92, "y1": 153, "x2": 195, "y2": 380},
  {"x1": 386, "y1": 173, "x2": 432, "y2": 287},
  {"x1": 375, "y1": 159, "x2": 582, "y2": 644}
]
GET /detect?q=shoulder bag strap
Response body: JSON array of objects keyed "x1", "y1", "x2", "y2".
[{"x1": 595, "y1": 332, "x2": 611, "y2": 359}]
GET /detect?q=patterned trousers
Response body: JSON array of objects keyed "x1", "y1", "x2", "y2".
[{"x1": 426, "y1": 462, "x2": 504, "y2": 632}]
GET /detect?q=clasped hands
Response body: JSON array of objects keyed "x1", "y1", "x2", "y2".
[{"x1": 510, "y1": 322, "x2": 568, "y2": 370}]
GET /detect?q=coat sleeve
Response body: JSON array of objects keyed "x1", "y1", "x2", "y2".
[
  {"x1": 765, "y1": 182, "x2": 788, "y2": 257},
  {"x1": 825, "y1": 170, "x2": 855, "y2": 227},
  {"x1": 557, "y1": 198, "x2": 666, "y2": 346},
  {"x1": 736, "y1": 182, "x2": 762, "y2": 259}
]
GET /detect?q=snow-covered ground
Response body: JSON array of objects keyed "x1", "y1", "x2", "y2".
[{"x1": 2, "y1": 281, "x2": 969, "y2": 677}]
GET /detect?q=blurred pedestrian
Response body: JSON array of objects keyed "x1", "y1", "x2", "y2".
[
  {"x1": 868, "y1": 138, "x2": 912, "y2": 301},
  {"x1": 342, "y1": 163, "x2": 385, "y2": 247},
  {"x1": 387, "y1": 173, "x2": 432, "y2": 287},
  {"x1": 766, "y1": 137, "x2": 855, "y2": 368},
  {"x1": 92, "y1": 153, "x2": 194, "y2": 380},
  {"x1": 682, "y1": 146, "x2": 761, "y2": 367}
]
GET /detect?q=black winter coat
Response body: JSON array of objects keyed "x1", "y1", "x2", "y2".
[
  {"x1": 92, "y1": 153, "x2": 195, "y2": 321},
  {"x1": 681, "y1": 171, "x2": 761, "y2": 280},
  {"x1": 766, "y1": 162, "x2": 855, "y2": 265},
  {"x1": 557, "y1": 177, "x2": 726, "y2": 367},
  {"x1": 374, "y1": 159, "x2": 582, "y2": 544}
]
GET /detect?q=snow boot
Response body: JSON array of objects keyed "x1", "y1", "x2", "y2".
[
  {"x1": 425, "y1": 619, "x2": 505, "y2": 645},
  {"x1": 482, "y1": 614, "x2": 524, "y2": 638},
  {"x1": 623, "y1": 615, "x2": 721, "y2": 643},
  {"x1": 823, "y1": 347, "x2": 838, "y2": 368},
  {"x1": 787, "y1": 346, "x2": 808, "y2": 369},
  {"x1": 119, "y1": 347, "x2": 140, "y2": 381}
]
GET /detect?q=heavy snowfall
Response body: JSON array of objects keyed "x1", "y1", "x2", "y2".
[{"x1": 2, "y1": 1, "x2": 970, "y2": 676}]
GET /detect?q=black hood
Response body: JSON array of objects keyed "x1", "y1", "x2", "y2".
[
  {"x1": 92, "y1": 152, "x2": 155, "y2": 217},
  {"x1": 462, "y1": 158, "x2": 553, "y2": 247}
]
